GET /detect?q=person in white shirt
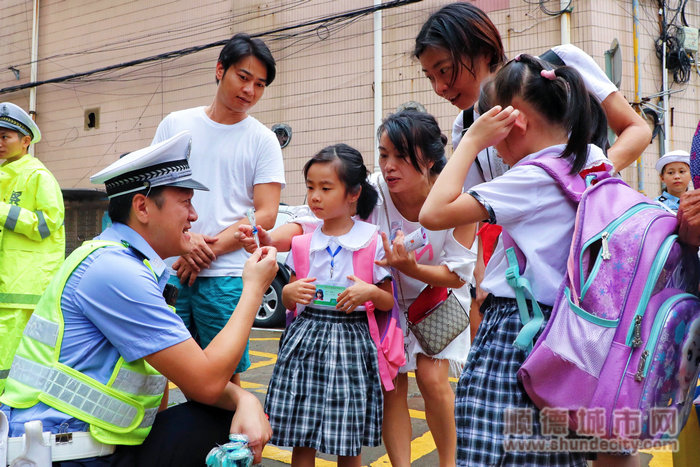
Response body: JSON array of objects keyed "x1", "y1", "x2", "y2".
[
  {"x1": 152, "y1": 33, "x2": 285, "y2": 382},
  {"x1": 420, "y1": 54, "x2": 635, "y2": 467},
  {"x1": 414, "y1": 3, "x2": 652, "y2": 369},
  {"x1": 237, "y1": 111, "x2": 477, "y2": 467}
]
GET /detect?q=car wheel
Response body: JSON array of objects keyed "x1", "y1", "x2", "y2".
[{"x1": 254, "y1": 275, "x2": 286, "y2": 328}]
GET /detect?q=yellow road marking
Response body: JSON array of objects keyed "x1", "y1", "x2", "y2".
[
  {"x1": 406, "y1": 371, "x2": 458, "y2": 383},
  {"x1": 239, "y1": 381, "x2": 265, "y2": 389},
  {"x1": 641, "y1": 449, "x2": 673, "y2": 467},
  {"x1": 371, "y1": 430, "x2": 436, "y2": 466},
  {"x1": 171, "y1": 332, "x2": 454, "y2": 464},
  {"x1": 262, "y1": 445, "x2": 337, "y2": 465},
  {"x1": 248, "y1": 349, "x2": 278, "y2": 370}
]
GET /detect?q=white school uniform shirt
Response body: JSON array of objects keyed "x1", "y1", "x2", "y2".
[
  {"x1": 288, "y1": 179, "x2": 477, "y2": 373},
  {"x1": 286, "y1": 219, "x2": 391, "y2": 313},
  {"x1": 453, "y1": 44, "x2": 618, "y2": 190},
  {"x1": 153, "y1": 107, "x2": 286, "y2": 277},
  {"x1": 470, "y1": 144, "x2": 608, "y2": 306}
]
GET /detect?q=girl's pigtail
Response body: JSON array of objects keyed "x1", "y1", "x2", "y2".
[
  {"x1": 356, "y1": 178, "x2": 379, "y2": 220},
  {"x1": 588, "y1": 93, "x2": 610, "y2": 155},
  {"x1": 554, "y1": 66, "x2": 593, "y2": 173}
]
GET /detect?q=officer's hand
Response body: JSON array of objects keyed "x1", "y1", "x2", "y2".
[
  {"x1": 242, "y1": 247, "x2": 278, "y2": 294},
  {"x1": 229, "y1": 391, "x2": 272, "y2": 464}
]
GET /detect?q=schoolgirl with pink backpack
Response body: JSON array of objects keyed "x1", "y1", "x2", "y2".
[{"x1": 263, "y1": 144, "x2": 398, "y2": 466}]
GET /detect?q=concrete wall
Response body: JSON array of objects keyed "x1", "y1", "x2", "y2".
[{"x1": 1, "y1": 0, "x2": 699, "y2": 206}]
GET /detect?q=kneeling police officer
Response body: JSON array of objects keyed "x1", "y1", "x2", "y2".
[{"x1": 0, "y1": 131, "x2": 278, "y2": 466}]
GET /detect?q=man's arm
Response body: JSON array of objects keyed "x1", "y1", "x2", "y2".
[
  {"x1": 214, "y1": 382, "x2": 272, "y2": 464},
  {"x1": 210, "y1": 182, "x2": 282, "y2": 257},
  {"x1": 145, "y1": 247, "x2": 278, "y2": 403},
  {"x1": 174, "y1": 182, "x2": 282, "y2": 285}
]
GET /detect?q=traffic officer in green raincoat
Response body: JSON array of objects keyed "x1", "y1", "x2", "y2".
[{"x1": 0, "y1": 102, "x2": 65, "y2": 392}]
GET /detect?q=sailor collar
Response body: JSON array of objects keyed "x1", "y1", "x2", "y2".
[{"x1": 309, "y1": 220, "x2": 378, "y2": 253}]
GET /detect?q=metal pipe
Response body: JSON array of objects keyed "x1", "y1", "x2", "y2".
[
  {"x1": 560, "y1": 0, "x2": 571, "y2": 45},
  {"x1": 29, "y1": 0, "x2": 40, "y2": 156},
  {"x1": 661, "y1": 4, "x2": 670, "y2": 156},
  {"x1": 373, "y1": 0, "x2": 383, "y2": 170},
  {"x1": 633, "y1": 0, "x2": 645, "y2": 192}
]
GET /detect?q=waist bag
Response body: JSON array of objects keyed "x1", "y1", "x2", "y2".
[{"x1": 508, "y1": 156, "x2": 700, "y2": 441}]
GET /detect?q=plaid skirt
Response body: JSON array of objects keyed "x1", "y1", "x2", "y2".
[
  {"x1": 264, "y1": 307, "x2": 383, "y2": 456},
  {"x1": 455, "y1": 297, "x2": 588, "y2": 466}
]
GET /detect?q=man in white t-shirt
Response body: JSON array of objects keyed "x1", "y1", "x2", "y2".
[{"x1": 152, "y1": 33, "x2": 285, "y2": 381}]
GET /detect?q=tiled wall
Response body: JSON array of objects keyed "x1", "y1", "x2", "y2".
[{"x1": 2, "y1": 0, "x2": 698, "y2": 205}]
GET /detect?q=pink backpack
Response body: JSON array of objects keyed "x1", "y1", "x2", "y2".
[
  {"x1": 288, "y1": 229, "x2": 405, "y2": 391},
  {"x1": 506, "y1": 155, "x2": 700, "y2": 440}
]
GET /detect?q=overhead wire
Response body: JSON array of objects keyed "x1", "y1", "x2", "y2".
[
  {"x1": 6, "y1": 0, "x2": 315, "y2": 70},
  {"x1": 521, "y1": 0, "x2": 572, "y2": 17},
  {"x1": 654, "y1": 0, "x2": 693, "y2": 84},
  {"x1": 1, "y1": 0, "x2": 421, "y2": 95}
]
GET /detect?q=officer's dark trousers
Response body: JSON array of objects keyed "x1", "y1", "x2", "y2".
[{"x1": 53, "y1": 402, "x2": 232, "y2": 467}]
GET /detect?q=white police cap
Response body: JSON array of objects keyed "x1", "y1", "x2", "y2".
[
  {"x1": 90, "y1": 130, "x2": 208, "y2": 198},
  {"x1": 0, "y1": 102, "x2": 41, "y2": 144},
  {"x1": 655, "y1": 150, "x2": 690, "y2": 174}
]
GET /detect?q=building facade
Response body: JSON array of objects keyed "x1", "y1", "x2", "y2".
[{"x1": 2, "y1": 0, "x2": 698, "y2": 212}]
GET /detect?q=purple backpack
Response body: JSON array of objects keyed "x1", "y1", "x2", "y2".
[{"x1": 509, "y1": 156, "x2": 700, "y2": 441}]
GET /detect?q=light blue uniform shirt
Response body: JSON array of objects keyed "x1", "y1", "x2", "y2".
[
  {"x1": 655, "y1": 191, "x2": 680, "y2": 212},
  {"x1": 1, "y1": 222, "x2": 191, "y2": 436}
]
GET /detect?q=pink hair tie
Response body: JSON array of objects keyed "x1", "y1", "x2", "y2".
[
  {"x1": 540, "y1": 69, "x2": 557, "y2": 80},
  {"x1": 514, "y1": 54, "x2": 522, "y2": 62}
]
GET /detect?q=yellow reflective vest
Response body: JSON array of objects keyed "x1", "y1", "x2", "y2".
[
  {"x1": 0, "y1": 154, "x2": 65, "y2": 309},
  {"x1": 1, "y1": 241, "x2": 167, "y2": 446}
]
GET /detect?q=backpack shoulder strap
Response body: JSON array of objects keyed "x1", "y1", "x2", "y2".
[
  {"x1": 286, "y1": 232, "x2": 314, "y2": 326},
  {"x1": 518, "y1": 157, "x2": 586, "y2": 203},
  {"x1": 352, "y1": 230, "x2": 399, "y2": 391},
  {"x1": 502, "y1": 155, "x2": 588, "y2": 352},
  {"x1": 351, "y1": 229, "x2": 378, "y2": 286},
  {"x1": 290, "y1": 232, "x2": 314, "y2": 279}
]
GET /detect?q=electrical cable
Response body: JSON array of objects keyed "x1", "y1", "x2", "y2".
[
  {"x1": 654, "y1": 0, "x2": 693, "y2": 84},
  {"x1": 5, "y1": 0, "x2": 315, "y2": 70},
  {"x1": 0, "y1": 0, "x2": 422, "y2": 95},
  {"x1": 521, "y1": 0, "x2": 572, "y2": 17}
]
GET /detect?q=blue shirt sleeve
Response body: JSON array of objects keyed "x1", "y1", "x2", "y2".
[{"x1": 70, "y1": 248, "x2": 191, "y2": 363}]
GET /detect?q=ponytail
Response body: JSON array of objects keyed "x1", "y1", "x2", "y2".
[
  {"x1": 481, "y1": 54, "x2": 607, "y2": 174},
  {"x1": 357, "y1": 179, "x2": 379, "y2": 220},
  {"x1": 550, "y1": 66, "x2": 594, "y2": 173},
  {"x1": 588, "y1": 93, "x2": 610, "y2": 155}
]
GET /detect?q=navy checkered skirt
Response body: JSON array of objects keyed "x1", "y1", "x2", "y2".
[
  {"x1": 455, "y1": 297, "x2": 588, "y2": 466},
  {"x1": 264, "y1": 307, "x2": 383, "y2": 456}
]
